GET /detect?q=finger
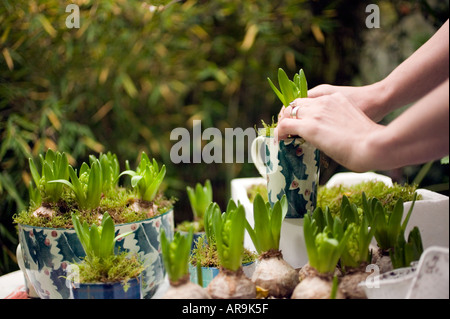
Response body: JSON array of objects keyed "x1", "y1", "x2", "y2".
[
  {"x1": 275, "y1": 118, "x2": 304, "y2": 141},
  {"x1": 278, "y1": 105, "x2": 287, "y2": 121},
  {"x1": 279, "y1": 105, "x2": 293, "y2": 122},
  {"x1": 307, "y1": 84, "x2": 332, "y2": 98}
]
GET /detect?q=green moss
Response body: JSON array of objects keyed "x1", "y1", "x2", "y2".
[
  {"x1": 257, "y1": 117, "x2": 277, "y2": 137},
  {"x1": 317, "y1": 181, "x2": 420, "y2": 216},
  {"x1": 76, "y1": 252, "x2": 144, "y2": 284},
  {"x1": 246, "y1": 180, "x2": 419, "y2": 217},
  {"x1": 190, "y1": 235, "x2": 257, "y2": 268},
  {"x1": 247, "y1": 183, "x2": 268, "y2": 203},
  {"x1": 13, "y1": 187, "x2": 174, "y2": 228},
  {"x1": 176, "y1": 219, "x2": 204, "y2": 233}
]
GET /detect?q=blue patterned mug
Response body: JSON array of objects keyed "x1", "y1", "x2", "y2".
[{"x1": 251, "y1": 136, "x2": 320, "y2": 218}]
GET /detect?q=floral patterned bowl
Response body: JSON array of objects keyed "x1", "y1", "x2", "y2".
[{"x1": 17, "y1": 209, "x2": 174, "y2": 299}]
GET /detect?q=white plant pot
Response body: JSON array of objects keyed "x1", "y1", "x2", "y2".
[
  {"x1": 231, "y1": 172, "x2": 449, "y2": 270},
  {"x1": 327, "y1": 172, "x2": 449, "y2": 250},
  {"x1": 360, "y1": 246, "x2": 449, "y2": 299},
  {"x1": 231, "y1": 177, "x2": 308, "y2": 269}
]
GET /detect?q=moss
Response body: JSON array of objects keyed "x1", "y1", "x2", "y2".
[
  {"x1": 190, "y1": 235, "x2": 257, "y2": 268},
  {"x1": 176, "y1": 219, "x2": 204, "y2": 233},
  {"x1": 247, "y1": 183, "x2": 268, "y2": 203},
  {"x1": 13, "y1": 187, "x2": 174, "y2": 228},
  {"x1": 76, "y1": 252, "x2": 145, "y2": 284},
  {"x1": 317, "y1": 181, "x2": 420, "y2": 216},
  {"x1": 246, "y1": 180, "x2": 419, "y2": 216},
  {"x1": 257, "y1": 117, "x2": 277, "y2": 137}
]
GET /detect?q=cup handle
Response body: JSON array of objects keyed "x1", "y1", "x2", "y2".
[{"x1": 251, "y1": 136, "x2": 267, "y2": 179}]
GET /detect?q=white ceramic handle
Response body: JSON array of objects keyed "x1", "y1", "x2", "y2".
[{"x1": 250, "y1": 136, "x2": 267, "y2": 179}]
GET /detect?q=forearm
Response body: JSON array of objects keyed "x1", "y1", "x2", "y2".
[
  {"x1": 376, "y1": 20, "x2": 449, "y2": 116},
  {"x1": 364, "y1": 79, "x2": 449, "y2": 171}
]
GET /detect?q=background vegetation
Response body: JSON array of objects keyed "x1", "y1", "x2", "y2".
[{"x1": 0, "y1": 0, "x2": 448, "y2": 275}]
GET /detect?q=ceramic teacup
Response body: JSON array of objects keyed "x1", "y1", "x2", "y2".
[{"x1": 251, "y1": 135, "x2": 320, "y2": 218}]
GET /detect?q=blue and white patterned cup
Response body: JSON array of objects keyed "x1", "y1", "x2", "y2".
[{"x1": 251, "y1": 136, "x2": 320, "y2": 218}]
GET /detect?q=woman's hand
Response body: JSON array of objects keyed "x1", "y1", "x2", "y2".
[
  {"x1": 276, "y1": 79, "x2": 449, "y2": 172},
  {"x1": 276, "y1": 92, "x2": 385, "y2": 172},
  {"x1": 307, "y1": 83, "x2": 389, "y2": 122}
]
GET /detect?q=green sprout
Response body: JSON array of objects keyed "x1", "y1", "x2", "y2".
[
  {"x1": 204, "y1": 202, "x2": 220, "y2": 244},
  {"x1": 390, "y1": 226, "x2": 423, "y2": 269},
  {"x1": 339, "y1": 195, "x2": 376, "y2": 269},
  {"x1": 27, "y1": 181, "x2": 42, "y2": 209},
  {"x1": 363, "y1": 192, "x2": 418, "y2": 252},
  {"x1": 211, "y1": 200, "x2": 247, "y2": 272},
  {"x1": 245, "y1": 193, "x2": 288, "y2": 254},
  {"x1": 119, "y1": 152, "x2": 166, "y2": 202},
  {"x1": 304, "y1": 208, "x2": 353, "y2": 274},
  {"x1": 187, "y1": 179, "x2": 213, "y2": 221},
  {"x1": 92, "y1": 152, "x2": 120, "y2": 193},
  {"x1": 50, "y1": 159, "x2": 103, "y2": 210},
  {"x1": 28, "y1": 149, "x2": 69, "y2": 204},
  {"x1": 267, "y1": 68, "x2": 308, "y2": 107},
  {"x1": 72, "y1": 212, "x2": 133, "y2": 261},
  {"x1": 161, "y1": 228, "x2": 193, "y2": 284}
]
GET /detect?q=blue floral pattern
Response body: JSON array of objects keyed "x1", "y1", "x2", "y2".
[
  {"x1": 266, "y1": 137, "x2": 320, "y2": 218},
  {"x1": 18, "y1": 209, "x2": 174, "y2": 299}
]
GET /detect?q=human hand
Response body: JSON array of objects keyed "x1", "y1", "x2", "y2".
[
  {"x1": 276, "y1": 92, "x2": 384, "y2": 172},
  {"x1": 307, "y1": 83, "x2": 388, "y2": 122}
]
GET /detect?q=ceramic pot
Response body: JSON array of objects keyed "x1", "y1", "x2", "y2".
[
  {"x1": 251, "y1": 136, "x2": 320, "y2": 218},
  {"x1": 178, "y1": 230, "x2": 205, "y2": 252},
  {"x1": 70, "y1": 276, "x2": 142, "y2": 299},
  {"x1": 17, "y1": 209, "x2": 174, "y2": 299},
  {"x1": 188, "y1": 261, "x2": 256, "y2": 288}
]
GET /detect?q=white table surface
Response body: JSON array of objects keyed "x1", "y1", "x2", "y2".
[{"x1": 0, "y1": 270, "x2": 25, "y2": 299}]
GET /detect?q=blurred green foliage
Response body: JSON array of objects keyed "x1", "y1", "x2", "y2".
[{"x1": 0, "y1": 0, "x2": 448, "y2": 275}]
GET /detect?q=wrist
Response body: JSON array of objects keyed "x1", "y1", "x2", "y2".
[
  {"x1": 361, "y1": 81, "x2": 393, "y2": 122},
  {"x1": 358, "y1": 125, "x2": 392, "y2": 171}
]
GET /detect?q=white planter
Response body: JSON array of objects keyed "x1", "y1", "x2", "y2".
[
  {"x1": 231, "y1": 172, "x2": 449, "y2": 270},
  {"x1": 231, "y1": 177, "x2": 308, "y2": 269},
  {"x1": 359, "y1": 246, "x2": 449, "y2": 299},
  {"x1": 326, "y1": 172, "x2": 449, "y2": 250}
]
